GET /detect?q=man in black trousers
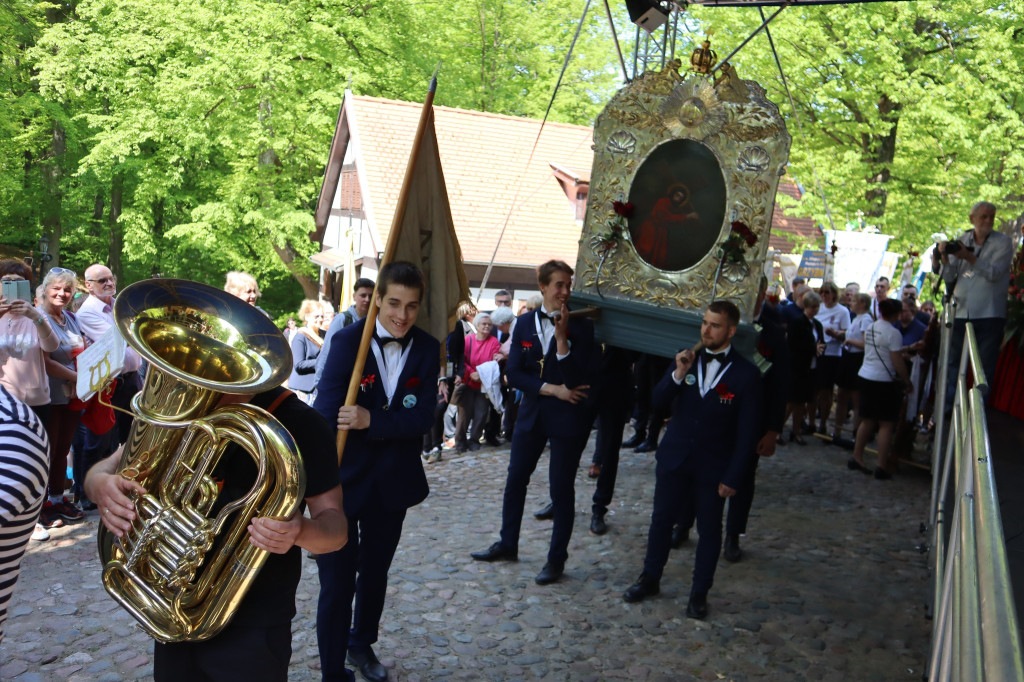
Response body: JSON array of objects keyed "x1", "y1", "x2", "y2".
[
  {"x1": 623, "y1": 301, "x2": 761, "y2": 619},
  {"x1": 314, "y1": 262, "x2": 441, "y2": 682},
  {"x1": 588, "y1": 345, "x2": 635, "y2": 535},
  {"x1": 676, "y1": 281, "x2": 789, "y2": 561},
  {"x1": 471, "y1": 260, "x2": 594, "y2": 584}
]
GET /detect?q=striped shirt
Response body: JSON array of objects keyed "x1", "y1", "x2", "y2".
[{"x1": 0, "y1": 385, "x2": 50, "y2": 643}]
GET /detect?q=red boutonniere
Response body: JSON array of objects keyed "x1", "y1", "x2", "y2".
[
  {"x1": 360, "y1": 374, "x2": 376, "y2": 392},
  {"x1": 405, "y1": 377, "x2": 421, "y2": 389},
  {"x1": 757, "y1": 340, "x2": 772, "y2": 358},
  {"x1": 521, "y1": 341, "x2": 533, "y2": 349},
  {"x1": 715, "y1": 383, "x2": 736, "y2": 403}
]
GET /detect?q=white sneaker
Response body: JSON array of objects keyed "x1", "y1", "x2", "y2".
[{"x1": 31, "y1": 523, "x2": 50, "y2": 542}]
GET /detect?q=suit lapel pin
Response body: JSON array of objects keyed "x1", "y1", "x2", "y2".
[
  {"x1": 403, "y1": 394, "x2": 417, "y2": 408},
  {"x1": 684, "y1": 374, "x2": 696, "y2": 386}
]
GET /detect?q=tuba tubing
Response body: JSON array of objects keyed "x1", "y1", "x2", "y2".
[{"x1": 98, "y1": 279, "x2": 305, "y2": 643}]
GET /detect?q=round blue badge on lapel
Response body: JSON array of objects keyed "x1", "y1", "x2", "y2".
[
  {"x1": 684, "y1": 374, "x2": 696, "y2": 386},
  {"x1": 402, "y1": 394, "x2": 417, "y2": 409}
]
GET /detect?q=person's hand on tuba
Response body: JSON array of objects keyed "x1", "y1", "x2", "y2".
[
  {"x1": 84, "y1": 448, "x2": 148, "y2": 538},
  {"x1": 248, "y1": 515, "x2": 302, "y2": 554}
]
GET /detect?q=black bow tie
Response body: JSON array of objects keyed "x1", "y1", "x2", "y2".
[
  {"x1": 704, "y1": 351, "x2": 727, "y2": 362},
  {"x1": 538, "y1": 310, "x2": 559, "y2": 322},
  {"x1": 375, "y1": 332, "x2": 411, "y2": 350}
]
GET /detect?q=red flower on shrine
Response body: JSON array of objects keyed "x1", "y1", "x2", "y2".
[{"x1": 612, "y1": 201, "x2": 636, "y2": 218}]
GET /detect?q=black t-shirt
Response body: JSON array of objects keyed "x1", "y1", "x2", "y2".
[{"x1": 211, "y1": 387, "x2": 340, "y2": 627}]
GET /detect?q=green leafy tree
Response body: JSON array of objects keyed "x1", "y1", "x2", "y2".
[
  {"x1": 9, "y1": 0, "x2": 620, "y2": 316},
  {"x1": 692, "y1": 0, "x2": 1024, "y2": 251}
]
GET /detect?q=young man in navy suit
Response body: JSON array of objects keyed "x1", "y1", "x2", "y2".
[
  {"x1": 623, "y1": 300, "x2": 762, "y2": 619},
  {"x1": 313, "y1": 261, "x2": 441, "y2": 682},
  {"x1": 471, "y1": 260, "x2": 594, "y2": 585}
]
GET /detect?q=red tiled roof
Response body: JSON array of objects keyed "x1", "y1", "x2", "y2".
[
  {"x1": 769, "y1": 181, "x2": 821, "y2": 252},
  {"x1": 349, "y1": 95, "x2": 593, "y2": 266},
  {"x1": 341, "y1": 95, "x2": 819, "y2": 264}
]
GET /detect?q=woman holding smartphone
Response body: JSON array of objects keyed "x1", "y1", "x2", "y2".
[
  {"x1": 0, "y1": 259, "x2": 59, "y2": 541},
  {"x1": 38, "y1": 268, "x2": 87, "y2": 527}
]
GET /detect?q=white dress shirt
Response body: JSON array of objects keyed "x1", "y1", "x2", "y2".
[
  {"x1": 77, "y1": 294, "x2": 142, "y2": 372},
  {"x1": 371, "y1": 319, "x2": 413, "y2": 402}
]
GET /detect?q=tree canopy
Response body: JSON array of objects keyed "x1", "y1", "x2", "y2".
[
  {"x1": 2, "y1": 0, "x2": 1023, "y2": 316},
  {"x1": 694, "y1": 0, "x2": 1024, "y2": 252},
  {"x1": 1, "y1": 0, "x2": 618, "y2": 316}
]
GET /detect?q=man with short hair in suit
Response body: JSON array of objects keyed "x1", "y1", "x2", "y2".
[
  {"x1": 313, "y1": 261, "x2": 441, "y2": 682},
  {"x1": 471, "y1": 260, "x2": 594, "y2": 585},
  {"x1": 623, "y1": 300, "x2": 762, "y2": 619},
  {"x1": 315, "y1": 277, "x2": 376, "y2": 386}
]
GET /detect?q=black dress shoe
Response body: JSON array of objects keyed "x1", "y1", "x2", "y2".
[
  {"x1": 347, "y1": 645, "x2": 388, "y2": 682},
  {"x1": 535, "y1": 562, "x2": 564, "y2": 585},
  {"x1": 873, "y1": 466, "x2": 893, "y2": 480},
  {"x1": 832, "y1": 434, "x2": 855, "y2": 450},
  {"x1": 470, "y1": 541, "x2": 518, "y2": 562},
  {"x1": 623, "y1": 573, "x2": 660, "y2": 603},
  {"x1": 670, "y1": 524, "x2": 689, "y2": 549},
  {"x1": 686, "y1": 592, "x2": 709, "y2": 619},
  {"x1": 533, "y1": 502, "x2": 554, "y2": 520},
  {"x1": 484, "y1": 437, "x2": 501, "y2": 447},
  {"x1": 847, "y1": 458, "x2": 872, "y2": 474},
  {"x1": 590, "y1": 512, "x2": 608, "y2": 535},
  {"x1": 633, "y1": 439, "x2": 658, "y2": 453},
  {"x1": 621, "y1": 429, "x2": 647, "y2": 449},
  {"x1": 722, "y1": 534, "x2": 742, "y2": 563},
  {"x1": 789, "y1": 430, "x2": 807, "y2": 446}
]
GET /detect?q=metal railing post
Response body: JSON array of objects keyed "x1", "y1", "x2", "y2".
[{"x1": 926, "y1": 316, "x2": 1023, "y2": 680}]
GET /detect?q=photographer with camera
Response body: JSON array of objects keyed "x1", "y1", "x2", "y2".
[{"x1": 932, "y1": 201, "x2": 1014, "y2": 408}]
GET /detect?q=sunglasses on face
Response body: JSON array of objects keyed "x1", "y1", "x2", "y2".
[{"x1": 87, "y1": 276, "x2": 117, "y2": 284}]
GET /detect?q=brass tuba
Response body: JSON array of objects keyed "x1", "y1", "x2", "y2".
[{"x1": 97, "y1": 279, "x2": 305, "y2": 642}]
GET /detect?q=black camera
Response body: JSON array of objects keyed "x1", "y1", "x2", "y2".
[{"x1": 945, "y1": 241, "x2": 972, "y2": 256}]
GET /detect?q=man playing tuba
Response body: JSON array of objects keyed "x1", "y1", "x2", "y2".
[{"x1": 86, "y1": 385, "x2": 348, "y2": 681}]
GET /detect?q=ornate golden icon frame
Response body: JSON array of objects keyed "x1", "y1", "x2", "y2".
[{"x1": 574, "y1": 60, "x2": 791, "y2": 323}]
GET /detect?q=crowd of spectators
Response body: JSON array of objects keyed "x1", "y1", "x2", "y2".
[{"x1": 618, "y1": 262, "x2": 974, "y2": 480}]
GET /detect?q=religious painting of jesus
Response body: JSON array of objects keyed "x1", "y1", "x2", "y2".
[{"x1": 627, "y1": 139, "x2": 727, "y2": 272}]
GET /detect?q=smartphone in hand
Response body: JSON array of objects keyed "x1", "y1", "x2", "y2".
[{"x1": 1, "y1": 280, "x2": 31, "y2": 303}]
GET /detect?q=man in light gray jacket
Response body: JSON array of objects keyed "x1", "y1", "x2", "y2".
[{"x1": 934, "y1": 201, "x2": 1014, "y2": 407}]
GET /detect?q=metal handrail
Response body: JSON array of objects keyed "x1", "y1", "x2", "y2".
[{"x1": 927, "y1": 312, "x2": 1023, "y2": 680}]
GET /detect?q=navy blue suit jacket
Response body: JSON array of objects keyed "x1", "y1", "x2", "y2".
[
  {"x1": 506, "y1": 309, "x2": 595, "y2": 435},
  {"x1": 756, "y1": 305, "x2": 790, "y2": 435},
  {"x1": 313, "y1": 319, "x2": 440, "y2": 515},
  {"x1": 651, "y1": 349, "x2": 762, "y2": 490}
]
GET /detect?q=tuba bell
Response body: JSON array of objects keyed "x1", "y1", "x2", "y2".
[{"x1": 97, "y1": 279, "x2": 305, "y2": 642}]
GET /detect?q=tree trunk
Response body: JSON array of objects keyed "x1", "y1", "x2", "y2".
[
  {"x1": 41, "y1": 122, "x2": 66, "y2": 277},
  {"x1": 91, "y1": 193, "x2": 104, "y2": 236},
  {"x1": 108, "y1": 174, "x2": 123, "y2": 280},
  {"x1": 257, "y1": 93, "x2": 317, "y2": 299},
  {"x1": 151, "y1": 199, "x2": 164, "y2": 277},
  {"x1": 272, "y1": 240, "x2": 319, "y2": 299},
  {"x1": 863, "y1": 95, "x2": 901, "y2": 219}
]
